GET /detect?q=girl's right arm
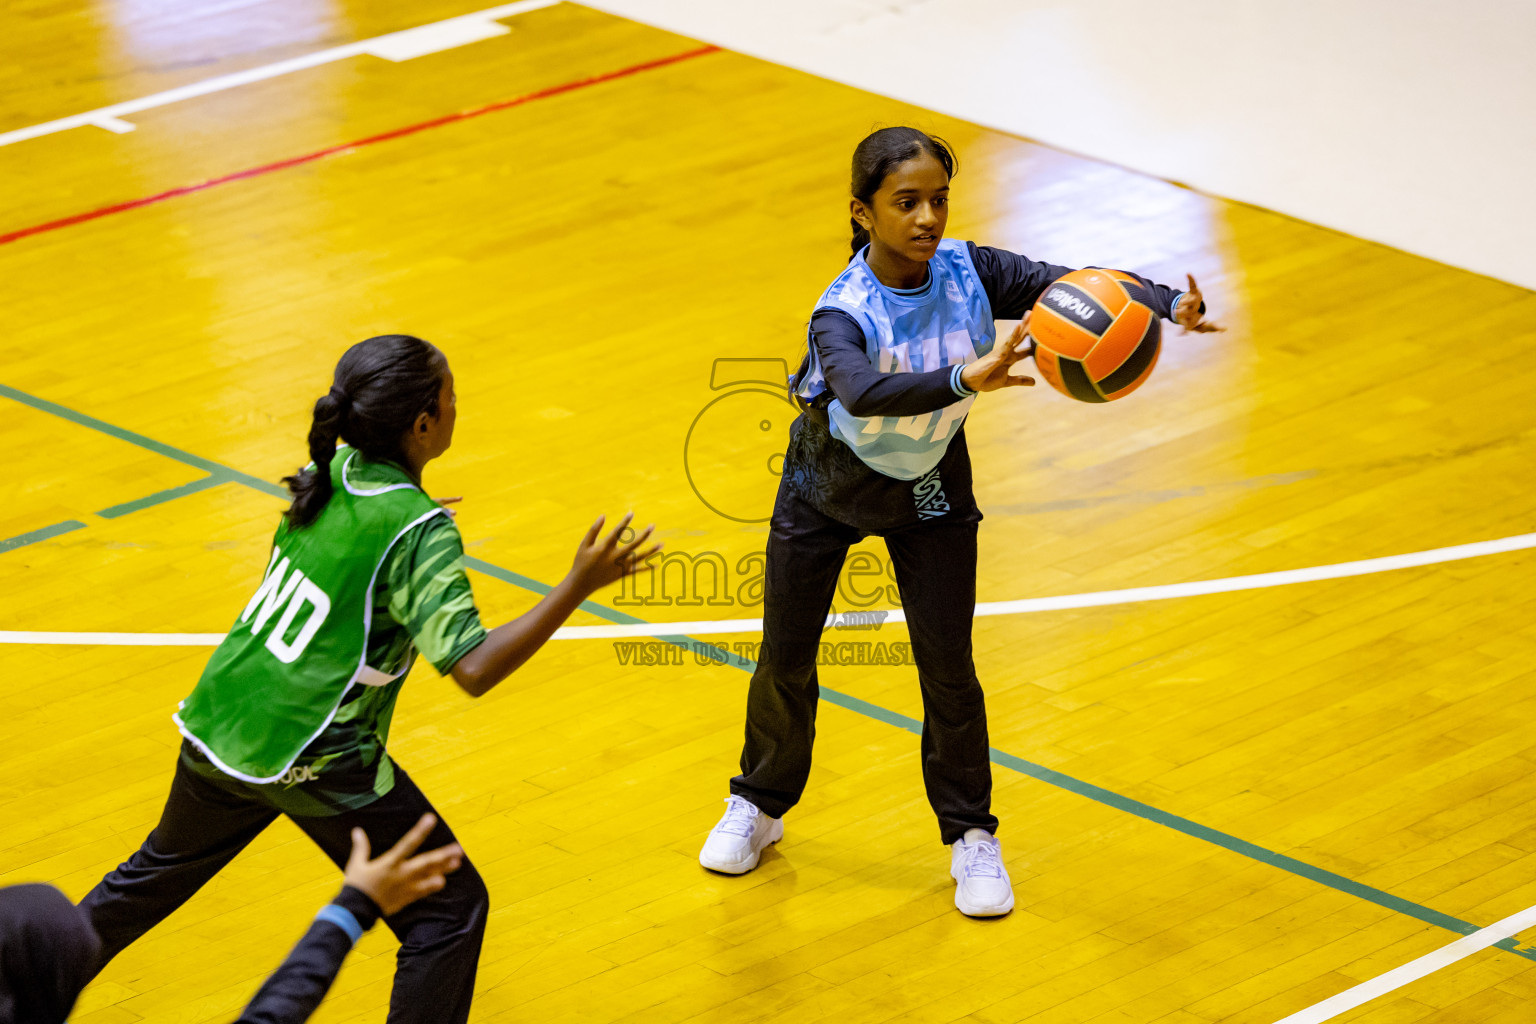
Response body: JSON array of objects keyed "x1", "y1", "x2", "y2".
[
  {"x1": 811, "y1": 310, "x2": 973, "y2": 417},
  {"x1": 449, "y1": 514, "x2": 659, "y2": 697}
]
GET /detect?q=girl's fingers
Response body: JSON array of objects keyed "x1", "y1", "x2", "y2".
[
  {"x1": 582, "y1": 515, "x2": 605, "y2": 549},
  {"x1": 1006, "y1": 316, "x2": 1032, "y2": 353},
  {"x1": 602, "y1": 511, "x2": 636, "y2": 550},
  {"x1": 404, "y1": 844, "x2": 464, "y2": 878},
  {"x1": 626, "y1": 542, "x2": 664, "y2": 565},
  {"x1": 622, "y1": 543, "x2": 665, "y2": 574},
  {"x1": 385, "y1": 813, "x2": 438, "y2": 863},
  {"x1": 347, "y1": 827, "x2": 370, "y2": 868},
  {"x1": 616, "y1": 523, "x2": 655, "y2": 559}
]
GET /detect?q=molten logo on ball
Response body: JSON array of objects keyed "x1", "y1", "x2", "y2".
[
  {"x1": 1044, "y1": 287, "x2": 1097, "y2": 320},
  {"x1": 1029, "y1": 269, "x2": 1162, "y2": 403}
]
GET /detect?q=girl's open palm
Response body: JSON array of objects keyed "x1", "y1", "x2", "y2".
[
  {"x1": 571, "y1": 512, "x2": 662, "y2": 595},
  {"x1": 343, "y1": 813, "x2": 463, "y2": 918},
  {"x1": 960, "y1": 314, "x2": 1037, "y2": 393},
  {"x1": 1173, "y1": 274, "x2": 1224, "y2": 333}
]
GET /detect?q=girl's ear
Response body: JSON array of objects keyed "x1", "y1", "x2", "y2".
[{"x1": 850, "y1": 198, "x2": 873, "y2": 231}]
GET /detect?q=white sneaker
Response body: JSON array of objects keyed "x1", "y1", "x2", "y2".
[
  {"x1": 699, "y1": 795, "x2": 783, "y2": 874},
  {"x1": 951, "y1": 828, "x2": 1014, "y2": 917}
]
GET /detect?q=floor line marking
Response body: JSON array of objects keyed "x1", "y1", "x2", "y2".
[
  {"x1": 95, "y1": 472, "x2": 233, "y2": 519},
  {"x1": 0, "y1": 382, "x2": 650, "y2": 625},
  {"x1": 92, "y1": 116, "x2": 137, "y2": 135},
  {"x1": 1271, "y1": 902, "x2": 1536, "y2": 1023},
  {"x1": 983, "y1": 746, "x2": 1536, "y2": 961},
  {"x1": 0, "y1": 521, "x2": 88, "y2": 554},
  {"x1": 0, "y1": 0, "x2": 557, "y2": 147},
  {"x1": 1, "y1": 500, "x2": 1529, "y2": 638},
  {"x1": 0, "y1": 384, "x2": 285, "y2": 496},
  {"x1": 7, "y1": 508, "x2": 1533, "y2": 637},
  {"x1": 0, "y1": 43, "x2": 721, "y2": 248},
  {"x1": 5, "y1": 386, "x2": 1535, "y2": 960},
  {"x1": 536, "y1": 530, "x2": 1536, "y2": 639},
  {"x1": 0, "y1": 631, "x2": 227, "y2": 646},
  {"x1": 1, "y1": 624, "x2": 1529, "y2": 961}
]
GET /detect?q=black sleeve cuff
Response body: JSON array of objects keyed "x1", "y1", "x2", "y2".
[{"x1": 334, "y1": 885, "x2": 383, "y2": 931}]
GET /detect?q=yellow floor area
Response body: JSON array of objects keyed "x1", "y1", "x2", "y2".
[{"x1": 2, "y1": 2, "x2": 1534, "y2": 1022}]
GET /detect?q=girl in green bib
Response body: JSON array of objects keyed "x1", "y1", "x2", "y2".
[{"x1": 79, "y1": 335, "x2": 659, "y2": 1024}]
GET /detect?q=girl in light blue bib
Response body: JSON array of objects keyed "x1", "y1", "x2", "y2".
[{"x1": 699, "y1": 127, "x2": 1220, "y2": 919}]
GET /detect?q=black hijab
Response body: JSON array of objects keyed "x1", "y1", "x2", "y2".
[{"x1": 0, "y1": 884, "x2": 100, "y2": 1024}]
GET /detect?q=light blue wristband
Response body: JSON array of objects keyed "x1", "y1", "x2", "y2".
[
  {"x1": 951, "y1": 363, "x2": 975, "y2": 398},
  {"x1": 314, "y1": 904, "x2": 364, "y2": 945}
]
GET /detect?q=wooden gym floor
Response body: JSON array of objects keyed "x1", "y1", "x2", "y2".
[{"x1": 2, "y1": 2, "x2": 1535, "y2": 1022}]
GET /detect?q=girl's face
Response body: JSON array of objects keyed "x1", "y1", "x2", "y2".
[
  {"x1": 426, "y1": 369, "x2": 457, "y2": 458},
  {"x1": 406, "y1": 367, "x2": 457, "y2": 469},
  {"x1": 853, "y1": 150, "x2": 950, "y2": 265}
]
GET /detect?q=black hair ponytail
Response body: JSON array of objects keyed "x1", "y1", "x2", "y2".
[
  {"x1": 283, "y1": 389, "x2": 347, "y2": 528},
  {"x1": 848, "y1": 126, "x2": 958, "y2": 258},
  {"x1": 282, "y1": 334, "x2": 446, "y2": 528}
]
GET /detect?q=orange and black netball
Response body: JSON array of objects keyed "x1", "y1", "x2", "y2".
[{"x1": 1029, "y1": 268, "x2": 1161, "y2": 403}]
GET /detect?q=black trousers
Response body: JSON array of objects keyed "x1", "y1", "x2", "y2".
[
  {"x1": 731, "y1": 482, "x2": 998, "y2": 845},
  {"x1": 80, "y1": 747, "x2": 488, "y2": 1024}
]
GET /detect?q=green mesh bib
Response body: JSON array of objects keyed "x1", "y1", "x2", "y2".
[{"x1": 175, "y1": 449, "x2": 444, "y2": 782}]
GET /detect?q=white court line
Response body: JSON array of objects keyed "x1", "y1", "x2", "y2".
[
  {"x1": 1271, "y1": 902, "x2": 1536, "y2": 1024},
  {"x1": 3, "y1": 530, "x2": 1532, "y2": 646},
  {"x1": 0, "y1": 0, "x2": 556, "y2": 148},
  {"x1": 0, "y1": 632, "x2": 227, "y2": 646},
  {"x1": 549, "y1": 528, "x2": 1536, "y2": 639}
]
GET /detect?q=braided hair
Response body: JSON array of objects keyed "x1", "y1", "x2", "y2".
[
  {"x1": 282, "y1": 334, "x2": 446, "y2": 528},
  {"x1": 849, "y1": 126, "x2": 957, "y2": 258}
]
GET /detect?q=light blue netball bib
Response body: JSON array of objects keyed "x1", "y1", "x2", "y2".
[{"x1": 795, "y1": 239, "x2": 995, "y2": 480}]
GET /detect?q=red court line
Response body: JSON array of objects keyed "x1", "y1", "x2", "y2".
[{"x1": 0, "y1": 44, "x2": 721, "y2": 248}]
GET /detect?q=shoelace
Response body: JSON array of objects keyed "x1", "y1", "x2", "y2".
[
  {"x1": 713, "y1": 796, "x2": 759, "y2": 838},
  {"x1": 960, "y1": 838, "x2": 1004, "y2": 879}
]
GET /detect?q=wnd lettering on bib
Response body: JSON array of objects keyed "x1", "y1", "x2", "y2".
[
  {"x1": 242, "y1": 546, "x2": 333, "y2": 664},
  {"x1": 1040, "y1": 283, "x2": 1113, "y2": 336}
]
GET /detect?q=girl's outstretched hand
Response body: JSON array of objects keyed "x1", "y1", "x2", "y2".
[
  {"x1": 1173, "y1": 274, "x2": 1224, "y2": 333},
  {"x1": 570, "y1": 512, "x2": 662, "y2": 595},
  {"x1": 960, "y1": 314, "x2": 1037, "y2": 393},
  {"x1": 343, "y1": 813, "x2": 463, "y2": 918}
]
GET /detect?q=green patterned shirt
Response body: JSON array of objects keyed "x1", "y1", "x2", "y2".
[{"x1": 183, "y1": 456, "x2": 488, "y2": 815}]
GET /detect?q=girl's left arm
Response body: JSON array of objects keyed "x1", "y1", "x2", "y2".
[
  {"x1": 967, "y1": 243, "x2": 1075, "y2": 318},
  {"x1": 968, "y1": 243, "x2": 1221, "y2": 331},
  {"x1": 380, "y1": 513, "x2": 656, "y2": 699},
  {"x1": 448, "y1": 513, "x2": 659, "y2": 697}
]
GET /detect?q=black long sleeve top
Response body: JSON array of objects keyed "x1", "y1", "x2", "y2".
[
  {"x1": 232, "y1": 886, "x2": 382, "y2": 1024},
  {"x1": 783, "y1": 243, "x2": 1185, "y2": 530}
]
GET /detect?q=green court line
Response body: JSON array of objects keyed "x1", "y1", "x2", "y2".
[
  {"x1": 5, "y1": 380, "x2": 1530, "y2": 959},
  {"x1": 96, "y1": 472, "x2": 233, "y2": 519},
  {"x1": 0, "y1": 383, "x2": 288, "y2": 501},
  {"x1": 0, "y1": 519, "x2": 88, "y2": 553},
  {"x1": 982, "y1": 748, "x2": 1536, "y2": 958}
]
